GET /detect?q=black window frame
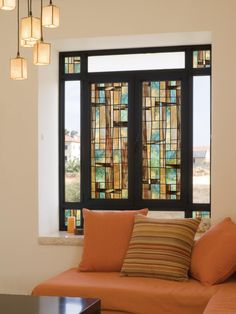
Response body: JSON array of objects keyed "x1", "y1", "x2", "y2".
[{"x1": 59, "y1": 45, "x2": 211, "y2": 231}]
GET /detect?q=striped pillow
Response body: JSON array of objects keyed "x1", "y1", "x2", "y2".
[{"x1": 121, "y1": 215, "x2": 201, "y2": 281}]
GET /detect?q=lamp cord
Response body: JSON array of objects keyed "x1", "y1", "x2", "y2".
[
  {"x1": 41, "y1": 0, "x2": 43, "y2": 41},
  {"x1": 17, "y1": 0, "x2": 19, "y2": 56},
  {"x1": 29, "y1": 0, "x2": 32, "y2": 15},
  {"x1": 27, "y1": 0, "x2": 30, "y2": 16}
]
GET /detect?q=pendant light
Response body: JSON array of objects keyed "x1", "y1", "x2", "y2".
[
  {"x1": 42, "y1": 0, "x2": 59, "y2": 28},
  {"x1": 2, "y1": 0, "x2": 60, "y2": 79},
  {"x1": 33, "y1": 0, "x2": 51, "y2": 65},
  {"x1": 10, "y1": 0, "x2": 27, "y2": 80},
  {"x1": 21, "y1": 0, "x2": 36, "y2": 47},
  {"x1": 21, "y1": 0, "x2": 41, "y2": 43},
  {"x1": 0, "y1": 0, "x2": 16, "y2": 10}
]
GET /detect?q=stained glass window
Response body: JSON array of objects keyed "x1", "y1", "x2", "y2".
[
  {"x1": 59, "y1": 46, "x2": 211, "y2": 231},
  {"x1": 64, "y1": 56, "x2": 81, "y2": 74},
  {"x1": 142, "y1": 80, "x2": 181, "y2": 200},
  {"x1": 193, "y1": 50, "x2": 211, "y2": 68},
  {"x1": 91, "y1": 82, "x2": 128, "y2": 199},
  {"x1": 65, "y1": 209, "x2": 81, "y2": 227}
]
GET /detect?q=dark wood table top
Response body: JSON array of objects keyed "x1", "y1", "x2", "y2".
[{"x1": 0, "y1": 294, "x2": 101, "y2": 314}]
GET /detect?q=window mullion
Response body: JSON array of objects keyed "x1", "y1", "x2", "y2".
[{"x1": 81, "y1": 77, "x2": 90, "y2": 204}]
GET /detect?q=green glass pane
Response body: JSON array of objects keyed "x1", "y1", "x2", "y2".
[
  {"x1": 96, "y1": 167, "x2": 105, "y2": 183},
  {"x1": 166, "y1": 168, "x2": 177, "y2": 184},
  {"x1": 121, "y1": 87, "x2": 128, "y2": 104},
  {"x1": 151, "y1": 184, "x2": 160, "y2": 199},
  {"x1": 151, "y1": 168, "x2": 159, "y2": 179},
  {"x1": 121, "y1": 109, "x2": 128, "y2": 122},
  {"x1": 99, "y1": 193, "x2": 105, "y2": 199},
  {"x1": 151, "y1": 130, "x2": 160, "y2": 142},
  {"x1": 95, "y1": 149, "x2": 105, "y2": 163},
  {"x1": 64, "y1": 56, "x2": 81, "y2": 74},
  {"x1": 150, "y1": 145, "x2": 160, "y2": 167}
]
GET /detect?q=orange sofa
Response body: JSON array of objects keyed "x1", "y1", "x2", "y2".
[
  {"x1": 203, "y1": 284, "x2": 236, "y2": 314},
  {"x1": 32, "y1": 268, "x2": 236, "y2": 314}
]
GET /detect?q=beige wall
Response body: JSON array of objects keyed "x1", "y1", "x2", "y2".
[{"x1": 0, "y1": 0, "x2": 235, "y2": 294}]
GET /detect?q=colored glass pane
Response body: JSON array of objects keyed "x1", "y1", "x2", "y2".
[
  {"x1": 142, "y1": 80, "x2": 181, "y2": 200},
  {"x1": 64, "y1": 56, "x2": 81, "y2": 73},
  {"x1": 65, "y1": 209, "x2": 81, "y2": 227},
  {"x1": 91, "y1": 82, "x2": 128, "y2": 199},
  {"x1": 192, "y1": 211, "x2": 210, "y2": 218},
  {"x1": 193, "y1": 50, "x2": 211, "y2": 68}
]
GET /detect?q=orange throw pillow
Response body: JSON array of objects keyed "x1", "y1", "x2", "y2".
[
  {"x1": 190, "y1": 217, "x2": 236, "y2": 285},
  {"x1": 79, "y1": 208, "x2": 148, "y2": 272}
]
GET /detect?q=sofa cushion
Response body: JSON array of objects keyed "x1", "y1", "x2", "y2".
[
  {"x1": 190, "y1": 217, "x2": 236, "y2": 285},
  {"x1": 79, "y1": 208, "x2": 148, "y2": 272},
  {"x1": 32, "y1": 268, "x2": 221, "y2": 314},
  {"x1": 121, "y1": 215, "x2": 200, "y2": 281}
]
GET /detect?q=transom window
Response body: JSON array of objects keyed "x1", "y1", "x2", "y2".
[{"x1": 59, "y1": 46, "x2": 211, "y2": 230}]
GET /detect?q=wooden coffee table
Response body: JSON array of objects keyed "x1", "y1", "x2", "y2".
[{"x1": 0, "y1": 294, "x2": 101, "y2": 313}]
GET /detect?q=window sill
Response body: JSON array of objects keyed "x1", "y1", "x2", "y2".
[
  {"x1": 38, "y1": 230, "x2": 205, "y2": 246},
  {"x1": 38, "y1": 232, "x2": 84, "y2": 246}
]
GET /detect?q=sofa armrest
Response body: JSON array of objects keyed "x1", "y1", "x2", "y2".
[{"x1": 204, "y1": 285, "x2": 236, "y2": 314}]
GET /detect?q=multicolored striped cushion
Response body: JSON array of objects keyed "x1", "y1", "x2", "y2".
[{"x1": 121, "y1": 215, "x2": 201, "y2": 281}]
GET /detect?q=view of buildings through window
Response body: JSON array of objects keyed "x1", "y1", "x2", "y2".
[
  {"x1": 64, "y1": 81, "x2": 81, "y2": 202},
  {"x1": 60, "y1": 47, "x2": 211, "y2": 229},
  {"x1": 193, "y1": 76, "x2": 211, "y2": 204}
]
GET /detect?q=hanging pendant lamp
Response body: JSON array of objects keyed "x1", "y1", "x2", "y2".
[
  {"x1": 21, "y1": 0, "x2": 41, "y2": 43},
  {"x1": 2, "y1": 0, "x2": 59, "y2": 78},
  {"x1": 10, "y1": 0, "x2": 27, "y2": 80},
  {"x1": 33, "y1": 0, "x2": 51, "y2": 65},
  {"x1": 21, "y1": 0, "x2": 36, "y2": 47},
  {"x1": 42, "y1": 0, "x2": 59, "y2": 28},
  {"x1": 0, "y1": 0, "x2": 16, "y2": 10}
]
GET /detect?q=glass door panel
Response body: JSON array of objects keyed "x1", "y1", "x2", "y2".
[
  {"x1": 90, "y1": 82, "x2": 129, "y2": 199},
  {"x1": 142, "y1": 80, "x2": 181, "y2": 200}
]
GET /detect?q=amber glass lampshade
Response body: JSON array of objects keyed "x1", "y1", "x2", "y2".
[
  {"x1": 10, "y1": 55, "x2": 27, "y2": 80},
  {"x1": 33, "y1": 41, "x2": 51, "y2": 65},
  {"x1": 42, "y1": 3, "x2": 59, "y2": 28},
  {"x1": 21, "y1": 15, "x2": 41, "y2": 42},
  {"x1": 0, "y1": 0, "x2": 16, "y2": 10}
]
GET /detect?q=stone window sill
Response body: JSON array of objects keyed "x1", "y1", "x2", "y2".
[
  {"x1": 38, "y1": 230, "x2": 205, "y2": 246},
  {"x1": 38, "y1": 232, "x2": 84, "y2": 246}
]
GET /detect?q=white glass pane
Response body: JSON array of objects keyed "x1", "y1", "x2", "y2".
[
  {"x1": 65, "y1": 81, "x2": 81, "y2": 202},
  {"x1": 88, "y1": 52, "x2": 185, "y2": 72},
  {"x1": 193, "y1": 76, "x2": 210, "y2": 203}
]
